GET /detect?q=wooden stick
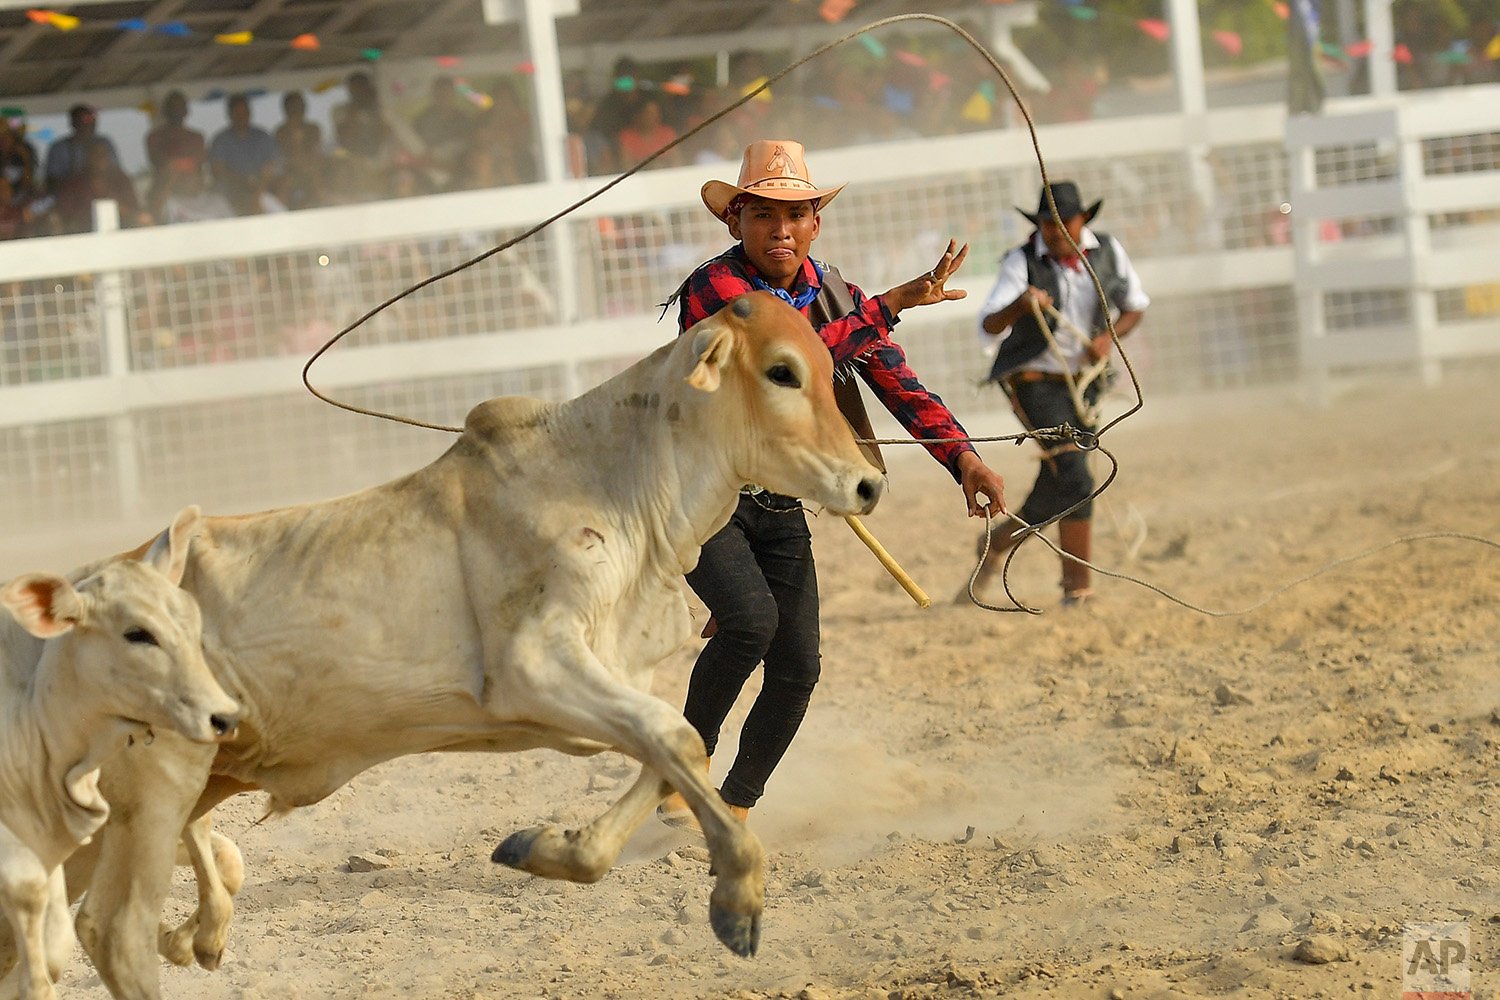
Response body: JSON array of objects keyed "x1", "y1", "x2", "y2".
[{"x1": 843, "y1": 515, "x2": 932, "y2": 608}]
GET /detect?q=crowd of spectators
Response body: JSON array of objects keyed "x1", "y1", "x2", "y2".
[{"x1": 2, "y1": 15, "x2": 1498, "y2": 246}]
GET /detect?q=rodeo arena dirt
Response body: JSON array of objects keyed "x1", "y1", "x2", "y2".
[{"x1": 9, "y1": 364, "x2": 1487, "y2": 1000}]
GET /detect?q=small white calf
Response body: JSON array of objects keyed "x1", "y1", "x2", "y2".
[{"x1": 0, "y1": 507, "x2": 239, "y2": 1000}]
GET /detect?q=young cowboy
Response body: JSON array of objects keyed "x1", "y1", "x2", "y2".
[
  {"x1": 658, "y1": 139, "x2": 1006, "y2": 825},
  {"x1": 969, "y1": 180, "x2": 1149, "y2": 606}
]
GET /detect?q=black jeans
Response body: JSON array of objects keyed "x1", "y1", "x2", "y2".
[
  {"x1": 1011, "y1": 376, "x2": 1100, "y2": 524},
  {"x1": 682, "y1": 491, "x2": 820, "y2": 809}
]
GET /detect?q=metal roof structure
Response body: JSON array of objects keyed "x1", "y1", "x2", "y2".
[{"x1": 0, "y1": 0, "x2": 1005, "y2": 105}]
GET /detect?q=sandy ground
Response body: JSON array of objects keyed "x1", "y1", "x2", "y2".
[{"x1": 46, "y1": 369, "x2": 1500, "y2": 1000}]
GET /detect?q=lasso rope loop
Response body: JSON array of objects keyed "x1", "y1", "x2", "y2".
[{"x1": 299, "y1": 13, "x2": 1497, "y2": 618}]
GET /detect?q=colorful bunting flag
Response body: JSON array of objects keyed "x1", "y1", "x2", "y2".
[
  {"x1": 155, "y1": 21, "x2": 192, "y2": 36},
  {"x1": 290, "y1": 33, "x2": 319, "y2": 50},
  {"x1": 1393, "y1": 42, "x2": 1412, "y2": 64},
  {"x1": 1486, "y1": 33, "x2": 1500, "y2": 60},
  {"x1": 1066, "y1": 6, "x2": 1099, "y2": 20},
  {"x1": 893, "y1": 49, "x2": 927, "y2": 68},
  {"x1": 1212, "y1": 29, "x2": 1243, "y2": 56},
  {"x1": 1137, "y1": 18, "x2": 1170, "y2": 42},
  {"x1": 858, "y1": 35, "x2": 886, "y2": 58},
  {"x1": 117, "y1": 18, "x2": 148, "y2": 30},
  {"x1": 1344, "y1": 39, "x2": 1372, "y2": 57},
  {"x1": 961, "y1": 90, "x2": 992, "y2": 124},
  {"x1": 361, "y1": 48, "x2": 383, "y2": 60},
  {"x1": 819, "y1": 0, "x2": 855, "y2": 24},
  {"x1": 1272, "y1": 2, "x2": 1289, "y2": 19},
  {"x1": 214, "y1": 31, "x2": 253, "y2": 45}
]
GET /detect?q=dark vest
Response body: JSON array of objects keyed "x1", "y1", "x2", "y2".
[{"x1": 988, "y1": 232, "x2": 1125, "y2": 383}]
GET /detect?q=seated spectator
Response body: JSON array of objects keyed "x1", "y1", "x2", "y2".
[
  {"x1": 332, "y1": 71, "x2": 401, "y2": 200},
  {"x1": 158, "y1": 158, "x2": 234, "y2": 225},
  {"x1": 1, "y1": 117, "x2": 39, "y2": 207},
  {"x1": 145, "y1": 90, "x2": 206, "y2": 209},
  {"x1": 55, "y1": 141, "x2": 148, "y2": 234},
  {"x1": 274, "y1": 90, "x2": 326, "y2": 210},
  {"x1": 0, "y1": 175, "x2": 42, "y2": 240},
  {"x1": 43, "y1": 104, "x2": 121, "y2": 198},
  {"x1": 616, "y1": 96, "x2": 680, "y2": 169},
  {"x1": 455, "y1": 85, "x2": 538, "y2": 189},
  {"x1": 412, "y1": 76, "x2": 474, "y2": 181},
  {"x1": 209, "y1": 93, "x2": 282, "y2": 215}
]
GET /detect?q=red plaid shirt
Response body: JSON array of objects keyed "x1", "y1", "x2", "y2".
[{"x1": 675, "y1": 246, "x2": 975, "y2": 478}]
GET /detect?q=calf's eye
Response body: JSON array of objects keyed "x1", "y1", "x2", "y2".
[
  {"x1": 766, "y1": 363, "x2": 801, "y2": 388},
  {"x1": 124, "y1": 627, "x2": 159, "y2": 647}
]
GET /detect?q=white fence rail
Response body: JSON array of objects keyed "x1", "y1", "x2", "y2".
[
  {"x1": 0, "y1": 92, "x2": 1495, "y2": 559},
  {"x1": 1286, "y1": 84, "x2": 1500, "y2": 388}
]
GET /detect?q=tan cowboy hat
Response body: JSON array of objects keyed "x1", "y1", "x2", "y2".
[{"x1": 701, "y1": 139, "x2": 846, "y2": 221}]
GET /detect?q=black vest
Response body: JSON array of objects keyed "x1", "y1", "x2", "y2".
[{"x1": 987, "y1": 231, "x2": 1126, "y2": 383}]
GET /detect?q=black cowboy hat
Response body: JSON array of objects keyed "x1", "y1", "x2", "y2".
[{"x1": 1016, "y1": 180, "x2": 1102, "y2": 226}]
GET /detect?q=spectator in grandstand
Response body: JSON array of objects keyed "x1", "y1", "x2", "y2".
[
  {"x1": 158, "y1": 157, "x2": 234, "y2": 226},
  {"x1": 616, "y1": 95, "x2": 681, "y2": 169},
  {"x1": 273, "y1": 90, "x2": 326, "y2": 210},
  {"x1": 332, "y1": 71, "x2": 404, "y2": 201},
  {"x1": 2, "y1": 116, "x2": 40, "y2": 208},
  {"x1": 209, "y1": 93, "x2": 282, "y2": 215},
  {"x1": 968, "y1": 180, "x2": 1149, "y2": 607},
  {"x1": 43, "y1": 104, "x2": 121, "y2": 198},
  {"x1": 458, "y1": 83, "x2": 538, "y2": 188},
  {"x1": 54, "y1": 140, "x2": 149, "y2": 233},
  {"x1": 144, "y1": 91, "x2": 206, "y2": 208},
  {"x1": 412, "y1": 76, "x2": 475, "y2": 182}
]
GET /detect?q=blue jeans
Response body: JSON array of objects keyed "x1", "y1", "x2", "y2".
[{"x1": 682, "y1": 492, "x2": 821, "y2": 809}]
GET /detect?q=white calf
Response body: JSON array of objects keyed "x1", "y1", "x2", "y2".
[{"x1": 0, "y1": 508, "x2": 239, "y2": 1000}]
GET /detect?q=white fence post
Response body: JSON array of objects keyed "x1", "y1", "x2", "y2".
[{"x1": 92, "y1": 198, "x2": 143, "y2": 520}]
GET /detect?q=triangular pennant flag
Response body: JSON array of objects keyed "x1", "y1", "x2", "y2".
[
  {"x1": 1137, "y1": 18, "x2": 1170, "y2": 42},
  {"x1": 661, "y1": 79, "x2": 691, "y2": 95},
  {"x1": 1486, "y1": 33, "x2": 1500, "y2": 60},
  {"x1": 1345, "y1": 39, "x2": 1373, "y2": 58},
  {"x1": 893, "y1": 50, "x2": 927, "y2": 68},
  {"x1": 927, "y1": 70, "x2": 951, "y2": 92},
  {"x1": 858, "y1": 34, "x2": 886, "y2": 58},
  {"x1": 215, "y1": 31, "x2": 252, "y2": 45},
  {"x1": 25, "y1": 9, "x2": 51, "y2": 24},
  {"x1": 1393, "y1": 43, "x2": 1412, "y2": 64},
  {"x1": 311, "y1": 77, "x2": 341, "y2": 93},
  {"x1": 1212, "y1": 29, "x2": 1243, "y2": 56},
  {"x1": 290, "y1": 33, "x2": 319, "y2": 50},
  {"x1": 117, "y1": 17, "x2": 148, "y2": 30},
  {"x1": 1272, "y1": 2, "x2": 1289, "y2": 19},
  {"x1": 156, "y1": 21, "x2": 191, "y2": 36},
  {"x1": 48, "y1": 11, "x2": 79, "y2": 29},
  {"x1": 740, "y1": 75, "x2": 772, "y2": 101},
  {"x1": 819, "y1": 0, "x2": 855, "y2": 23},
  {"x1": 1067, "y1": 6, "x2": 1099, "y2": 20},
  {"x1": 978, "y1": 80, "x2": 997, "y2": 103},
  {"x1": 436, "y1": 55, "x2": 460, "y2": 68},
  {"x1": 961, "y1": 90, "x2": 992, "y2": 124},
  {"x1": 361, "y1": 48, "x2": 383, "y2": 60},
  {"x1": 515, "y1": 60, "x2": 536, "y2": 75}
]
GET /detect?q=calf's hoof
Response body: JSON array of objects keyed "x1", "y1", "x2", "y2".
[
  {"x1": 710, "y1": 904, "x2": 760, "y2": 957},
  {"x1": 491, "y1": 829, "x2": 539, "y2": 870},
  {"x1": 195, "y1": 947, "x2": 224, "y2": 971}
]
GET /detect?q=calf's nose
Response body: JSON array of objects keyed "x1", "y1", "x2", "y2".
[
  {"x1": 210, "y1": 711, "x2": 240, "y2": 739},
  {"x1": 856, "y1": 476, "x2": 884, "y2": 512}
]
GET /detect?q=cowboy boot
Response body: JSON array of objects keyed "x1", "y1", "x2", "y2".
[
  {"x1": 1059, "y1": 518, "x2": 1093, "y2": 606},
  {"x1": 955, "y1": 516, "x2": 1020, "y2": 603}
]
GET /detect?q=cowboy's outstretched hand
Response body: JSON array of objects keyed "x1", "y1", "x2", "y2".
[
  {"x1": 883, "y1": 239, "x2": 970, "y2": 314},
  {"x1": 956, "y1": 451, "x2": 1006, "y2": 519}
]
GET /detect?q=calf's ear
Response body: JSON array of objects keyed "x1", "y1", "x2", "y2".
[
  {"x1": 144, "y1": 504, "x2": 203, "y2": 586},
  {"x1": 687, "y1": 324, "x2": 736, "y2": 393},
  {"x1": 1, "y1": 574, "x2": 83, "y2": 638}
]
